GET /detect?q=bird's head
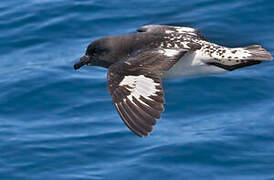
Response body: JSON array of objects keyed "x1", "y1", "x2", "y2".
[{"x1": 74, "y1": 38, "x2": 113, "y2": 70}]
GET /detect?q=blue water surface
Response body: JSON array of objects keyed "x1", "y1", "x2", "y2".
[{"x1": 1, "y1": 0, "x2": 274, "y2": 179}]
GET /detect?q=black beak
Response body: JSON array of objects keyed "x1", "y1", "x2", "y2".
[{"x1": 74, "y1": 55, "x2": 90, "y2": 70}]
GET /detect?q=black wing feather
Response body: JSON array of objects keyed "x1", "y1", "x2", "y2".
[{"x1": 107, "y1": 48, "x2": 187, "y2": 137}]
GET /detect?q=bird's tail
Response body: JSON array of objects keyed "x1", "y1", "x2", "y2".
[
  {"x1": 202, "y1": 44, "x2": 273, "y2": 71},
  {"x1": 242, "y1": 45, "x2": 273, "y2": 60}
]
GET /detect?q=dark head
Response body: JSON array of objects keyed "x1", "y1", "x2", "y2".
[{"x1": 74, "y1": 38, "x2": 114, "y2": 70}]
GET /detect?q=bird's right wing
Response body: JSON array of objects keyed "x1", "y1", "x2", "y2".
[{"x1": 107, "y1": 48, "x2": 188, "y2": 137}]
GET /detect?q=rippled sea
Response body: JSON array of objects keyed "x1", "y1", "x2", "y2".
[{"x1": 1, "y1": 0, "x2": 274, "y2": 179}]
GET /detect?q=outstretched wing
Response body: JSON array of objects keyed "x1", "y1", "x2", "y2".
[
  {"x1": 137, "y1": 25, "x2": 206, "y2": 40},
  {"x1": 107, "y1": 48, "x2": 187, "y2": 137}
]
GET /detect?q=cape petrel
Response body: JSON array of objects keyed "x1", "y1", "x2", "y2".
[{"x1": 74, "y1": 25, "x2": 273, "y2": 137}]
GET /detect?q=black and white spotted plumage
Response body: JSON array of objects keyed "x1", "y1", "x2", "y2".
[
  {"x1": 74, "y1": 24, "x2": 273, "y2": 137},
  {"x1": 137, "y1": 25, "x2": 272, "y2": 71},
  {"x1": 137, "y1": 25, "x2": 206, "y2": 40}
]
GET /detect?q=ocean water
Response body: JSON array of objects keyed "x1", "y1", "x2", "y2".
[{"x1": 1, "y1": 0, "x2": 274, "y2": 179}]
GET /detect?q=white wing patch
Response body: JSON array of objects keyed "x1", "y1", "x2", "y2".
[
  {"x1": 158, "y1": 49, "x2": 180, "y2": 57},
  {"x1": 167, "y1": 26, "x2": 199, "y2": 37},
  {"x1": 165, "y1": 30, "x2": 174, "y2": 34},
  {"x1": 119, "y1": 75, "x2": 160, "y2": 103},
  {"x1": 174, "y1": 26, "x2": 196, "y2": 32},
  {"x1": 174, "y1": 26, "x2": 198, "y2": 36},
  {"x1": 164, "y1": 26, "x2": 197, "y2": 34}
]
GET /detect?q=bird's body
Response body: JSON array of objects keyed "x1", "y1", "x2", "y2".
[
  {"x1": 163, "y1": 50, "x2": 227, "y2": 78},
  {"x1": 74, "y1": 25, "x2": 273, "y2": 137}
]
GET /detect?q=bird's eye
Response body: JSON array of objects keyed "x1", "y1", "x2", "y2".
[
  {"x1": 92, "y1": 48, "x2": 101, "y2": 56},
  {"x1": 93, "y1": 49, "x2": 99, "y2": 55},
  {"x1": 93, "y1": 48, "x2": 107, "y2": 56}
]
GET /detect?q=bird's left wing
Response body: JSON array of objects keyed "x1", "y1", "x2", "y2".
[{"x1": 107, "y1": 48, "x2": 187, "y2": 137}]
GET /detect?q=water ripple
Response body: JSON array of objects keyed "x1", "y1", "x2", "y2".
[{"x1": 1, "y1": 0, "x2": 274, "y2": 179}]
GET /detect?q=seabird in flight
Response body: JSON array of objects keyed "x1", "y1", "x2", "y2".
[{"x1": 74, "y1": 25, "x2": 273, "y2": 137}]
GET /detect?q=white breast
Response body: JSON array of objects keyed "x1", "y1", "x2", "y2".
[{"x1": 163, "y1": 52, "x2": 227, "y2": 79}]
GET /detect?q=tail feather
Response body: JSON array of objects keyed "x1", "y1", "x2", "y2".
[{"x1": 243, "y1": 45, "x2": 273, "y2": 61}]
